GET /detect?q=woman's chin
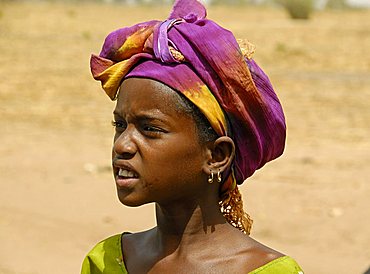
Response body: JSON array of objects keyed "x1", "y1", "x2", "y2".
[{"x1": 117, "y1": 192, "x2": 148, "y2": 207}]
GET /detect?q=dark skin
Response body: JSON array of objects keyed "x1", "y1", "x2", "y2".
[{"x1": 112, "y1": 78, "x2": 283, "y2": 273}]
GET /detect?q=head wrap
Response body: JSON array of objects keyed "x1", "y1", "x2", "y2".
[{"x1": 91, "y1": 0, "x2": 286, "y2": 233}]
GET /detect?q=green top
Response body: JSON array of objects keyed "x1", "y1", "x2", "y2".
[{"x1": 81, "y1": 234, "x2": 304, "y2": 274}]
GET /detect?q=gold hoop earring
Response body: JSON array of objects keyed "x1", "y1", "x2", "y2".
[
  {"x1": 217, "y1": 170, "x2": 222, "y2": 183},
  {"x1": 208, "y1": 171, "x2": 214, "y2": 184}
]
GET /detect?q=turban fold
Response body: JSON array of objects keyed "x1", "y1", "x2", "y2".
[{"x1": 90, "y1": 0, "x2": 286, "y2": 194}]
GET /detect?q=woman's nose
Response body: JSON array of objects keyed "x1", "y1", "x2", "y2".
[{"x1": 113, "y1": 128, "x2": 137, "y2": 159}]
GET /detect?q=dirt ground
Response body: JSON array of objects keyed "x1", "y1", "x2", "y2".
[{"x1": 0, "y1": 2, "x2": 369, "y2": 274}]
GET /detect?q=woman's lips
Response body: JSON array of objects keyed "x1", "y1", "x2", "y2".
[
  {"x1": 115, "y1": 175, "x2": 139, "y2": 189},
  {"x1": 112, "y1": 160, "x2": 140, "y2": 188},
  {"x1": 115, "y1": 167, "x2": 139, "y2": 188},
  {"x1": 118, "y1": 168, "x2": 138, "y2": 178}
]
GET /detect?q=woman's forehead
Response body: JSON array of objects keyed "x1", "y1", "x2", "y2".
[
  {"x1": 115, "y1": 78, "x2": 187, "y2": 116},
  {"x1": 121, "y1": 78, "x2": 175, "y2": 96}
]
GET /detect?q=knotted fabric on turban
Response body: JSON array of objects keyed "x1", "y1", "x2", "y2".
[{"x1": 90, "y1": 0, "x2": 286, "y2": 194}]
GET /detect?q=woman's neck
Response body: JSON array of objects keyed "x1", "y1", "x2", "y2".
[
  {"x1": 121, "y1": 198, "x2": 254, "y2": 273},
  {"x1": 154, "y1": 199, "x2": 234, "y2": 255}
]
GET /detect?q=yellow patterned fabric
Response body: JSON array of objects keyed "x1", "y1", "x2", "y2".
[
  {"x1": 81, "y1": 234, "x2": 303, "y2": 274},
  {"x1": 81, "y1": 234, "x2": 128, "y2": 274}
]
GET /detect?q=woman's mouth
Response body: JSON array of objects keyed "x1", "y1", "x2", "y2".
[
  {"x1": 118, "y1": 168, "x2": 139, "y2": 179},
  {"x1": 115, "y1": 168, "x2": 139, "y2": 188}
]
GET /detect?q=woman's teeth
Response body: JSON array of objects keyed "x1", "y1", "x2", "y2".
[{"x1": 118, "y1": 168, "x2": 137, "y2": 178}]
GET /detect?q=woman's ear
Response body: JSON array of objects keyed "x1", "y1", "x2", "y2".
[{"x1": 202, "y1": 136, "x2": 235, "y2": 174}]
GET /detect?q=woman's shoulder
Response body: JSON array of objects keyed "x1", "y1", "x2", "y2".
[
  {"x1": 84, "y1": 234, "x2": 122, "y2": 256},
  {"x1": 81, "y1": 233, "x2": 128, "y2": 274},
  {"x1": 241, "y1": 237, "x2": 303, "y2": 273},
  {"x1": 248, "y1": 256, "x2": 304, "y2": 274}
]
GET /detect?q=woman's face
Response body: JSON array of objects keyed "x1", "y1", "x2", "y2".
[{"x1": 112, "y1": 78, "x2": 210, "y2": 207}]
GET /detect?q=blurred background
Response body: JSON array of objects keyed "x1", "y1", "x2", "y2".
[{"x1": 0, "y1": 0, "x2": 369, "y2": 273}]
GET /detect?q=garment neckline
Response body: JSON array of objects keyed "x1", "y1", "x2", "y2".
[
  {"x1": 248, "y1": 255, "x2": 291, "y2": 273},
  {"x1": 118, "y1": 232, "x2": 131, "y2": 273},
  {"x1": 118, "y1": 233, "x2": 290, "y2": 273}
]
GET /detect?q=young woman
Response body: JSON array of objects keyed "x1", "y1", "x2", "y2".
[{"x1": 82, "y1": 0, "x2": 303, "y2": 273}]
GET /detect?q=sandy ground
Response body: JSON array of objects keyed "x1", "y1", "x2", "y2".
[{"x1": 0, "y1": 2, "x2": 369, "y2": 274}]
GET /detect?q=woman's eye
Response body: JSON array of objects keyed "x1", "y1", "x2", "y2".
[
  {"x1": 143, "y1": 125, "x2": 159, "y2": 132},
  {"x1": 111, "y1": 120, "x2": 126, "y2": 130},
  {"x1": 141, "y1": 124, "x2": 166, "y2": 136}
]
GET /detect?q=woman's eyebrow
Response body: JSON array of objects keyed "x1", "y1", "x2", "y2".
[
  {"x1": 113, "y1": 110, "x2": 169, "y2": 124},
  {"x1": 135, "y1": 113, "x2": 168, "y2": 124}
]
